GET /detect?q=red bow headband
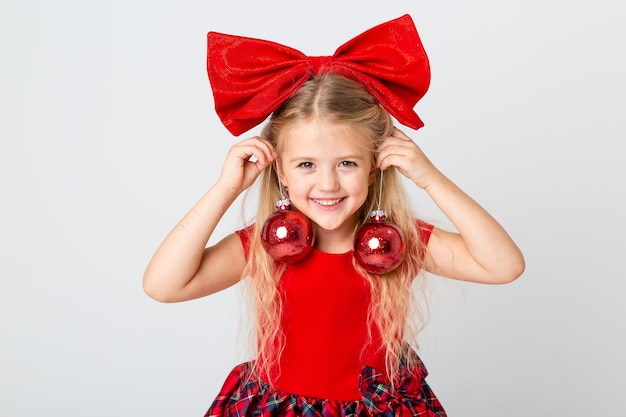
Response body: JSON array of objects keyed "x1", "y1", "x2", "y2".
[{"x1": 207, "y1": 14, "x2": 430, "y2": 136}]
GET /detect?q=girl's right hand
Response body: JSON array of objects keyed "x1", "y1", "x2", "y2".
[
  {"x1": 217, "y1": 136, "x2": 276, "y2": 196},
  {"x1": 143, "y1": 136, "x2": 275, "y2": 303}
]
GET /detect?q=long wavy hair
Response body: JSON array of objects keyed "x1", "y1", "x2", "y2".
[{"x1": 242, "y1": 73, "x2": 429, "y2": 385}]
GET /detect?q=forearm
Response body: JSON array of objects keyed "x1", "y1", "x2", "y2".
[
  {"x1": 424, "y1": 172, "x2": 525, "y2": 282},
  {"x1": 142, "y1": 183, "x2": 239, "y2": 298}
]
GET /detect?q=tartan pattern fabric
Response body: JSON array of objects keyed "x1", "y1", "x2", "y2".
[{"x1": 204, "y1": 351, "x2": 446, "y2": 417}]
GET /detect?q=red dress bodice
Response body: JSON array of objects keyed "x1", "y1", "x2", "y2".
[{"x1": 236, "y1": 221, "x2": 432, "y2": 400}]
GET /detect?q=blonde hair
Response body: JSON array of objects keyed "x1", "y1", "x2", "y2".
[{"x1": 243, "y1": 73, "x2": 428, "y2": 385}]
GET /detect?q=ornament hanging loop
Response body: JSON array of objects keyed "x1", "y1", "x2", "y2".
[
  {"x1": 370, "y1": 168, "x2": 386, "y2": 221},
  {"x1": 377, "y1": 169, "x2": 384, "y2": 211},
  {"x1": 274, "y1": 160, "x2": 290, "y2": 209}
]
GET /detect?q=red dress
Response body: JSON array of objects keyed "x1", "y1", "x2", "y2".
[{"x1": 205, "y1": 222, "x2": 446, "y2": 416}]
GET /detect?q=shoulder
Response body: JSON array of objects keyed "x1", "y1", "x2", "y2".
[
  {"x1": 235, "y1": 224, "x2": 254, "y2": 258},
  {"x1": 416, "y1": 219, "x2": 434, "y2": 245}
]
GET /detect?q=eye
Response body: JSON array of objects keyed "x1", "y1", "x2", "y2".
[
  {"x1": 339, "y1": 161, "x2": 357, "y2": 167},
  {"x1": 297, "y1": 161, "x2": 314, "y2": 168}
]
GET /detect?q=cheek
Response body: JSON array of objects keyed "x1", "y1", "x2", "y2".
[
  {"x1": 284, "y1": 176, "x2": 310, "y2": 197},
  {"x1": 349, "y1": 174, "x2": 372, "y2": 199},
  {"x1": 280, "y1": 167, "x2": 301, "y2": 190}
]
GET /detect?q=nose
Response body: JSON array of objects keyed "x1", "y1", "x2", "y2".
[{"x1": 317, "y1": 167, "x2": 340, "y2": 191}]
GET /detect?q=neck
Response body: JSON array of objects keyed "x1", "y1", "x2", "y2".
[{"x1": 313, "y1": 220, "x2": 357, "y2": 254}]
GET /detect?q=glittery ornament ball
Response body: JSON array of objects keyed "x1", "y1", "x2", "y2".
[
  {"x1": 354, "y1": 213, "x2": 405, "y2": 274},
  {"x1": 261, "y1": 209, "x2": 314, "y2": 263}
]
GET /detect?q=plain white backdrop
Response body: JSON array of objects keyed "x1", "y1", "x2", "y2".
[{"x1": 1, "y1": 1, "x2": 624, "y2": 416}]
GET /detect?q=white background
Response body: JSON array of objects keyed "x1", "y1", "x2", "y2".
[{"x1": 1, "y1": 1, "x2": 624, "y2": 416}]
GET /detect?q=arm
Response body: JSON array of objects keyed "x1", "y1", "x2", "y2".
[
  {"x1": 143, "y1": 137, "x2": 276, "y2": 302},
  {"x1": 377, "y1": 128, "x2": 525, "y2": 284}
]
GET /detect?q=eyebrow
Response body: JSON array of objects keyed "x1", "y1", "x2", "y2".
[{"x1": 286, "y1": 154, "x2": 368, "y2": 162}]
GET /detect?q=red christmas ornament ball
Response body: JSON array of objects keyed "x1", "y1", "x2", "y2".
[
  {"x1": 354, "y1": 210, "x2": 406, "y2": 274},
  {"x1": 261, "y1": 200, "x2": 314, "y2": 263}
]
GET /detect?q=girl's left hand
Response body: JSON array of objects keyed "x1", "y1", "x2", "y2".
[{"x1": 376, "y1": 128, "x2": 442, "y2": 189}]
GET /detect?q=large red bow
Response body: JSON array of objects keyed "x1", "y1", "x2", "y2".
[{"x1": 207, "y1": 14, "x2": 431, "y2": 136}]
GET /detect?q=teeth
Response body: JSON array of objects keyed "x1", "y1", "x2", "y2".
[{"x1": 313, "y1": 198, "x2": 342, "y2": 206}]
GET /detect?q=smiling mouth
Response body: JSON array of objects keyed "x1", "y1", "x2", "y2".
[{"x1": 311, "y1": 198, "x2": 345, "y2": 206}]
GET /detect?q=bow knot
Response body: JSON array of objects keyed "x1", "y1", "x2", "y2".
[
  {"x1": 207, "y1": 15, "x2": 430, "y2": 136},
  {"x1": 309, "y1": 56, "x2": 334, "y2": 75},
  {"x1": 359, "y1": 360, "x2": 446, "y2": 417}
]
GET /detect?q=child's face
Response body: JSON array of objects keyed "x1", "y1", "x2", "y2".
[{"x1": 278, "y1": 119, "x2": 374, "y2": 237}]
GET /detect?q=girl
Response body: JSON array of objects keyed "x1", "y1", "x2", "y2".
[{"x1": 143, "y1": 15, "x2": 524, "y2": 416}]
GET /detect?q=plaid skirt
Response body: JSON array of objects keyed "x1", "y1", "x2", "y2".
[{"x1": 204, "y1": 351, "x2": 446, "y2": 417}]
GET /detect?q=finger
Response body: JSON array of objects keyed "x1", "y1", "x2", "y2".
[
  {"x1": 378, "y1": 135, "x2": 412, "y2": 155},
  {"x1": 376, "y1": 151, "x2": 402, "y2": 171},
  {"x1": 233, "y1": 138, "x2": 275, "y2": 167},
  {"x1": 247, "y1": 137, "x2": 276, "y2": 166},
  {"x1": 377, "y1": 143, "x2": 422, "y2": 173},
  {"x1": 377, "y1": 141, "x2": 411, "y2": 163},
  {"x1": 378, "y1": 155, "x2": 404, "y2": 172},
  {"x1": 391, "y1": 126, "x2": 413, "y2": 140}
]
